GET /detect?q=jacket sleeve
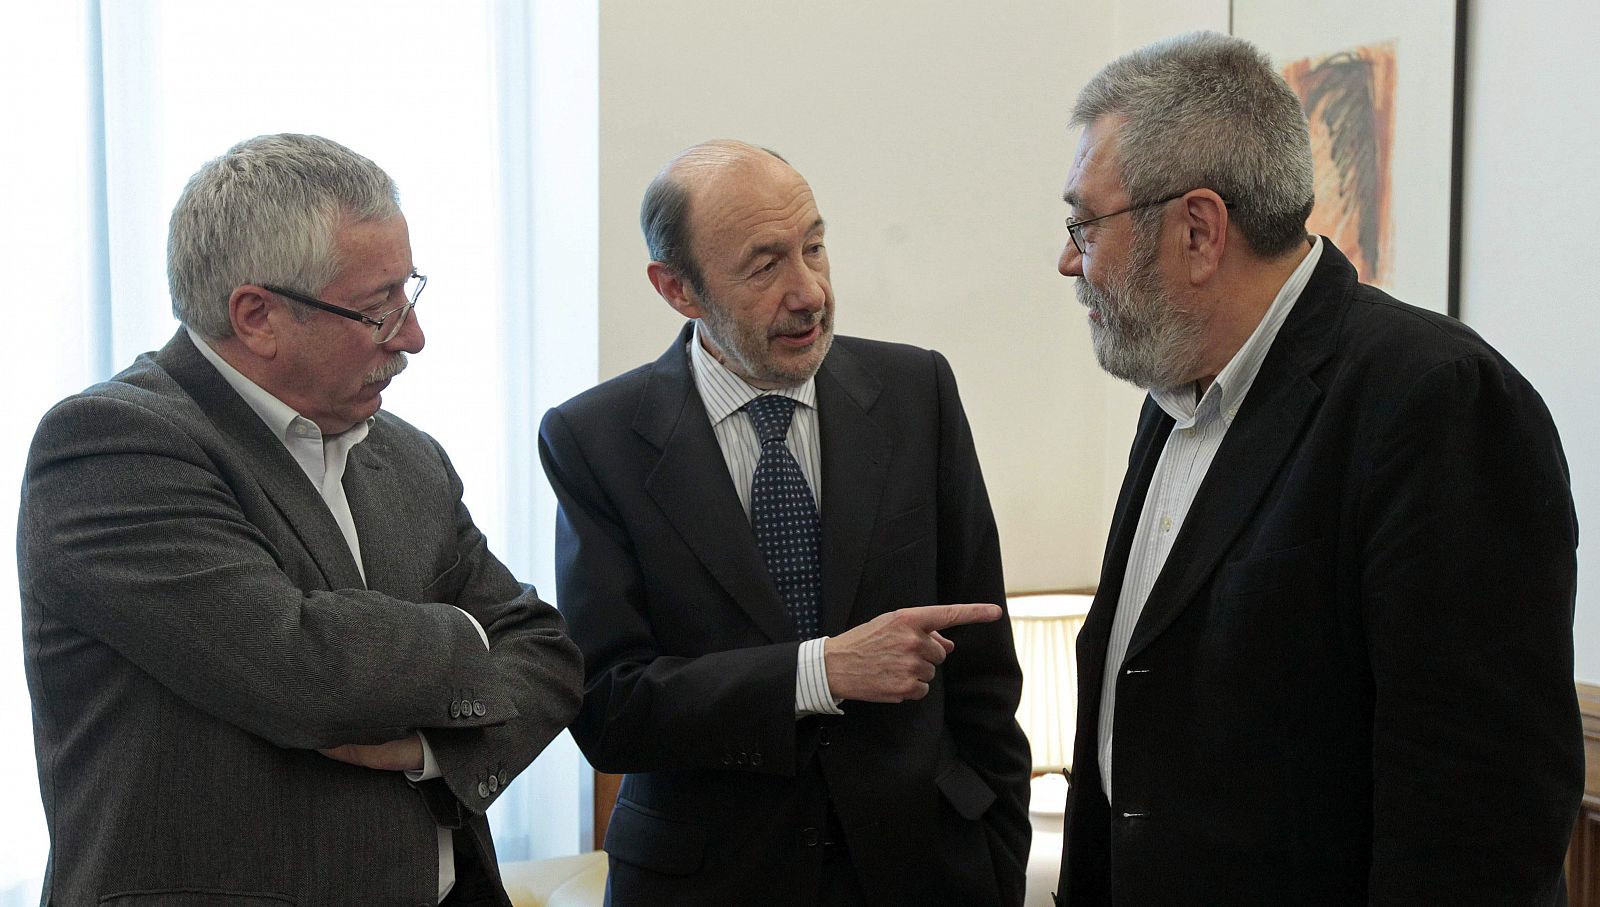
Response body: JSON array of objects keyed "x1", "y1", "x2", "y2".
[
  {"x1": 1360, "y1": 353, "x2": 1582, "y2": 903},
  {"x1": 928, "y1": 350, "x2": 1033, "y2": 906},
  {"x1": 538, "y1": 406, "x2": 803, "y2": 776},
  {"x1": 409, "y1": 437, "x2": 584, "y2": 815}
]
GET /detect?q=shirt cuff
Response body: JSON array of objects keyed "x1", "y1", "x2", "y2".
[
  {"x1": 795, "y1": 637, "x2": 845, "y2": 717},
  {"x1": 406, "y1": 731, "x2": 441, "y2": 781},
  {"x1": 453, "y1": 606, "x2": 491, "y2": 650}
]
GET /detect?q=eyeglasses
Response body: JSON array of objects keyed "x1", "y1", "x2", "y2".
[
  {"x1": 262, "y1": 270, "x2": 427, "y2": 343},
  {"x1": 1065, "y1": 192, "x2": 1232, "y2": 255}
]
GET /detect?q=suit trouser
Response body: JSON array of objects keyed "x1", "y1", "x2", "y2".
[{"x1": 440, "y1": 830, "x2": 505, "y2": 907}]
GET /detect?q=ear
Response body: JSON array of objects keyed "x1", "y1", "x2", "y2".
[
  {"x1": 647, "y1": 261, "x2": 705, "y2": 320},
  {"x1": 228, "y1": 285, "x2": 280, "y2": 358},
  {"x1": 1178, "y1": 190, "x2": 1230, "y2": 286}
]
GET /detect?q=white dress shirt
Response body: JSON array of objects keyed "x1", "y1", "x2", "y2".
[
  {"x1": 1096, "y1": 238, "x2": 1323, "y2": 797},
  {"x1": 687, "y1": 324, "x2": 843, "y2": 717},
  {"x1": 188, "y1": 329, "x2": 467, "y2": 903}
]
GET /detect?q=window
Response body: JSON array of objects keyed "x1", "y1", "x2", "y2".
[{"x1": 0, "y1": 3, "x2": 597, "y2": 900}]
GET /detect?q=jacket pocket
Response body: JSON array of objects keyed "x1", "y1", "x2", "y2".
[
  {"x1": 1218, "y1": 538, "x2": 1330, "y2": 598},
  {"x1": 935, "y1": 758, "x2": 997, "y2": 821},
  {"x1": 603, "y1": 796, "x2": 710, "y2": 876},
  {"x1": 99, "y1": 890, "x2": 295, "y2": 906},
  {"x1": 867, "y1": 502, "x2": 933, "y2": 561},
  {"x1": 421, "y1": 552, "x2": 463, "y2": 596}
]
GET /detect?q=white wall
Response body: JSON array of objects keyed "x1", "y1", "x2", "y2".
[
  {"x1": 599, "y1": 1, "x2": 1118, "y2": 591},
  {"x1": 1459, "y1": 0, "x2": 1600, "y2": 682}
]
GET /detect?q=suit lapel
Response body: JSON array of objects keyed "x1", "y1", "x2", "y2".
[
  {"x1": 814, "y1": 342, "x2": 889, "y2": 636},
  {"x1": 1122, "y1": 374, "x2": 1323, "y2": 659},
  {"x1": 342, "y1": 433, "x2": 398, "y2": 591},
  {"x1": 1078, "y1": 400, "x2": 1172, "y2": 714},
  {"x1": 1121, "y1": 241, "x2": 1351, "y2": 661},
  {"x1": 157, "y1": 330, "x2": 366, "y2": 592},
  {"x1": 639, "y1": 327, "x2": 795, "y2": 643}
]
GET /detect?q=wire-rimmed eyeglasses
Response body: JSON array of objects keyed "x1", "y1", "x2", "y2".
[
  {"x1": 262, "y1": 270, "x2": 427, "y2": 343},
  {"x1": 1065, "y1": 192, "x2": 1233, "y2": 255}
]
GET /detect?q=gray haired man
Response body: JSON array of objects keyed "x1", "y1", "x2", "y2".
[
  {"x1": 1056, "y1": 32, "x2": 1580, "y2": 905},
  {"x1": 19, "y1": 134, "x2": 582, "y2": 906}
]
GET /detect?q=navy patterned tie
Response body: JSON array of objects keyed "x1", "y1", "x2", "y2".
[{"x1": 744, "y1": 394, "x2": 822, "y2": 640}]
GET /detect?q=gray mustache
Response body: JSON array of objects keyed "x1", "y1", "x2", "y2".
[{"x1": 364, "y1": 353, "x2": 408, "y2": 385}]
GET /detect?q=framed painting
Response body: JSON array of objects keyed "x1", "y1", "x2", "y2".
[{"x1": 1231, "y1": 0, "x2": 1466, "y2": 316}]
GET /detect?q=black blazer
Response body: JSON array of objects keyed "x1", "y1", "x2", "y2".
[
  {"x1": 540, "y1": 328, "x2": 1031, "y2": 906},
  {"x1": 1059, "y1": 240, "x2": 1583, "y2": 905}
]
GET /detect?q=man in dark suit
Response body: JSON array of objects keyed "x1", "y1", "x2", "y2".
[
  {"x1": 18, "y1": 134, "x2": 583, "y2": 906},
  {"x1": 1054, "y1": 33, "x2": 1583, "y2": 904},
  {"x1": 539, "y1": 140, "x2": 1030, "y2": 905}
]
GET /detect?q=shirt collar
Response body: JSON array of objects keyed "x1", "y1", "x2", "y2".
[
  {"x1": 1150, "y1": 235, "x2": 1323, "y2": 428},
  {"x1": 687, "y1": 321, "x2": 817, "y2": 425},
  {"x1": 186, "y1": 327, "x2": 372, "y2": 448}
]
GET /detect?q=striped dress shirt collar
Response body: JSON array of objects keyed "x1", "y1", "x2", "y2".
[{"x1": 687, "y1": 322, "x2": 817, "y2": 422}]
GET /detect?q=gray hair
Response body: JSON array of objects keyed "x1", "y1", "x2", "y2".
[
  {"x1": 1071, "y1": 31, "x2": 1314, "y2": 258},
  {"x1": 640, "y1": 141, "x2": 788, "y2": 292},
  {"x1": 167, "y1": 133, "x2": 401, "y2": 339}
]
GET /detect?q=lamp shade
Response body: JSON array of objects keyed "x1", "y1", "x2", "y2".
[{"x1": 1009, "y1": 593, "x2": 1093, "y2": 774}]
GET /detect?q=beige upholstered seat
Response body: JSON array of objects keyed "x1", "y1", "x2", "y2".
[{"x1": 500, "y1": 851, "x2": 608, "y2": 907}]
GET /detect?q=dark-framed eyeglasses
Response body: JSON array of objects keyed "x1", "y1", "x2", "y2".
[
  {"x1": 262, "y1": 270, "x2": 427, "y2": 344},
  {"x1": 1064, "y1": 192, "x2": 1233, "y2": 255}
]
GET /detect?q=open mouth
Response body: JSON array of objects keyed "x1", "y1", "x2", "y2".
[
  {"x1": 771, "y1": 319, "x2": 825, "y2": 347},
  {"x1": 772, "y1": 321, "x2": 822, "y2": 347}
]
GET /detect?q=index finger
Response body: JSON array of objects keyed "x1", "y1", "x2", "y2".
[{"x1": 900, "y1": 602, "x2": 1002, "y2": 632}]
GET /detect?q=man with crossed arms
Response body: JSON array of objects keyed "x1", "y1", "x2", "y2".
[{"x1": 20, "y1": 134, "x2": 582, "y2": 906}]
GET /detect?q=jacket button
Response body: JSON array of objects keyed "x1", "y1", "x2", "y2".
[
  {"x1": 818, "y1": 726, "x2": 830, "y2": 746},
  {"x1": 736, "y1": 752, "x2": 747, "y2": 766},
  {"x1": 801, "y1": 826, "x2": 820, "y2": 847},
  {"x1": 472, "y1": 700, "x2": 486, "y2": 717},
  {"x1": 477, "y1": 781, "x2": 491, "y2": 799},
  {"x1": 750, "y1": 752, "x2": 763, "y2": 766},
  {"x1": 721, "y1": 752, "x2": 733, "y2": 765},
  {"x1": 498, "y1": 769, "x2": 509, "y2": 787},
  {"x1": 450, "y1": 700, "x2": 462, "y2": 719},
  {"x1": 487, "y1": 773, "x2": 500, "y2": 793}
]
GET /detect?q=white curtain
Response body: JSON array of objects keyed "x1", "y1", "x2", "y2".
[{"x1": 0, "y1": 2, "x2": 597, "y2": 901}]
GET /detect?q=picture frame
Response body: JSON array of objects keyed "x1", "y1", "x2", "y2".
[{"x1": 1231, "y1": 0, "x2": 1466, "y2": 317}]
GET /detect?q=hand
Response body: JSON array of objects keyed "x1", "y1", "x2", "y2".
[
  {"x1": 318, "y1": 735, "x2": 425, "y2": 772},
  {"x1": 824, "y1": 603, "x2": 1002, "y2": 703}
]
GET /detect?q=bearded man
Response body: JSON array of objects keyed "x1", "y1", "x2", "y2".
[
  {"x1": 538, "y1": 140, "x2": 1030, "y2": 906},
  {"x1": 1054, "y1": 32, "x2": 1582, "y2": 905}
]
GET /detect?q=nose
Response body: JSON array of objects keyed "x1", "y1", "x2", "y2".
[
  {"x1": 384, "y1": 305, "x2": 426, "y2": 354},
  {"x1": 787, "y1": 263, "x2": 829, "y2": 312},
  {"x1": 1058, "y1": 240, "x2": 1083, "y2": 278}
]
